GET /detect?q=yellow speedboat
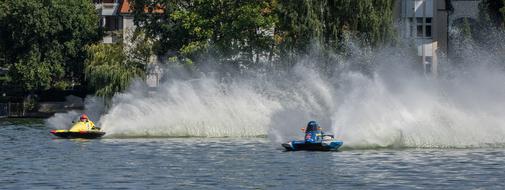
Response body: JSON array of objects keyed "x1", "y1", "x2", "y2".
[{"x1": 50, "y1": 117, "x2": 105, "y2": 139}]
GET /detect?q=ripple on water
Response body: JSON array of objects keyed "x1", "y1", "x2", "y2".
[{"x1": 2, "y1": 120, "x2": 505, "y2": 189}]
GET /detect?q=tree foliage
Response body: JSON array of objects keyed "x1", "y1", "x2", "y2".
[
  {"x1": 85, "y1": 32, "x2": 151, "y2": 98},
  {"x1": 479, "y1": 0, "x2": 505, "y2": 28},
  {"x1": 0, "y1": 0, "x2": 100, "y2": 92},
  {"x1": 132, "y1": 0, "x2": 277, "y2": 66},
  {"x1": 1, "y1": 0, "x2": 397, "y2": 98},
  {"x1": 276, "y1": 0, "x2": 395, "y2": 63},
  {"x1": 132, "y1": 0, "x2": 395, "y2": 66}
]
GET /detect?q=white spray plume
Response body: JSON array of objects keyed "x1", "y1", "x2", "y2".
[
  {"x1": 45, "y1": 96, "x2": 105, "y2": 129},
  {"x1": 47, "y1": 31, "x2": 505, "y2": 148},
  {"x1": 100, "y1": 77, "x2": 282, "y2": 137}
]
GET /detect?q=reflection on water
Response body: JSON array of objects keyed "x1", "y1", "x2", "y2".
[{"x1": 1, "y1": 120, "x2": 505, "y2": 189}]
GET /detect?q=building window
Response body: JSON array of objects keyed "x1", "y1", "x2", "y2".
[
  {"x1": 416, "y1": 18, "x2": 423, "y2": 37},
  {"x1": 410, "y1": 17, "x2": 432, "y2": 38},
  {"x1": 426, "y1": 25, "x2": 432, "y2": 37},
  {"x1": 104, "y1": 16, "x2": 119, "y2": 31},
  {"x1": 417, "y1": 25, "x2": 424, "y2": 37},
  {"x1": 425, "y1": 17, "x2": 432, "y2": 37},
  {"x1": 426, "y1": 18, "x2": 432, "y2": 24}
]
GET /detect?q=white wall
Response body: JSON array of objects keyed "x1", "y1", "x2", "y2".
[
  {"x1": 417, "y1": 40, "x2": 434, "y2": 57},
  {"x1": 403, "y1": 0, "x2": 433, "y2": 17}
]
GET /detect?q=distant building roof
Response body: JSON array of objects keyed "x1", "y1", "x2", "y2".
[
  {"x1": 119, "y1": 0, "x2": 132, "y2": 14},
  {"x1": 119, "y1": 0, "x2": 164, "y2": 14}
]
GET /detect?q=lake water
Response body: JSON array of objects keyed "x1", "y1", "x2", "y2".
[{"x1": 1, "y1": 118, "x2": 505, "y2": 189}]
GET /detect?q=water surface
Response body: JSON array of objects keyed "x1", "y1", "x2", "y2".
[{"x1": 1, "y1": 119, "x2": 505, "y2": 189}]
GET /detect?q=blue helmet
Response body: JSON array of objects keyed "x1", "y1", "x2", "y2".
[{"x1": 306, "y1": 121, "x2": 319, "y2": 132}]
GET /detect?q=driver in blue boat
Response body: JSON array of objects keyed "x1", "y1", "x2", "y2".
[{"x1": 304, "y1": 121, "x2": 324, "y2": 143}]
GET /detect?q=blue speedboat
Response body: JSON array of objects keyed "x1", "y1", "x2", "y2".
[{"x1": 282, "y1": 121, "x2": 343, "y2": 151}]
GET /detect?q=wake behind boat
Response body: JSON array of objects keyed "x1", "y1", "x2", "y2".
[
  {"x1": 50, "y1": 114, "x2": 105, "y2": 139},
  {"x1": 282, "y1": 121, "x2": 343, "y2": 151}
]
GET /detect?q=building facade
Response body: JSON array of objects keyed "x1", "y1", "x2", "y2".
[
  {"x1": 395, "y1": 0, "x2": 449, "y2": 76},
  {"x1": 92, "y1": 0, "x2": 134, "y2": 44},
  {"x1": 92, "y1": 0, "x2": 162, "y2": 87},
  {"x1": 395, "y1": 0, "x2": 482, "y2": 76}
]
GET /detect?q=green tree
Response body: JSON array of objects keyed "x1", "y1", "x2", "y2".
[
  {"x1": 132, "y1": 0, "x2": 277, "y2": 66},
  {"x1": 461, "y1": 18, "x2": 473, "y2": 39},
  {"x1": 276, "y1": 0, "x2": 395, "y2": 61},
  {"x1": 0, "y1": 0, "x2": 5, "y2": 67},
  {"x1": 0, "y1": 0, "x2": 100, "y2": 92},
  {"x1": 85, "y1": 32, "x2": 152, "y2": 98},
  {"x1": 479, "y1": 0, "x2": 505, "y2": 28},
  {"x1": 131, "y1": 0, "x2": 395, "y2": 67}
]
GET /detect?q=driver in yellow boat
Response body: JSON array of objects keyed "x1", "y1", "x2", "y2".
[{"x1": 69, "y1": 114, "x2": 100, "y2": 131}]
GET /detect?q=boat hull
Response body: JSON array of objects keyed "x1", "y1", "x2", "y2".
[
  {"x1": 282, "y1": 140, "x2": 343, "y2": 151},
  {"x1": 50, "y1": 130, "x2": 105, "y2": 139}
]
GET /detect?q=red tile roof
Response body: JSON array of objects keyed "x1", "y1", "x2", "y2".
[
  {"x1": 119, "y1": 0, "x2": 132, "y2": 14},
  {"x1": 119, "y1": 0, "x2": 164, "y2": 14}
]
